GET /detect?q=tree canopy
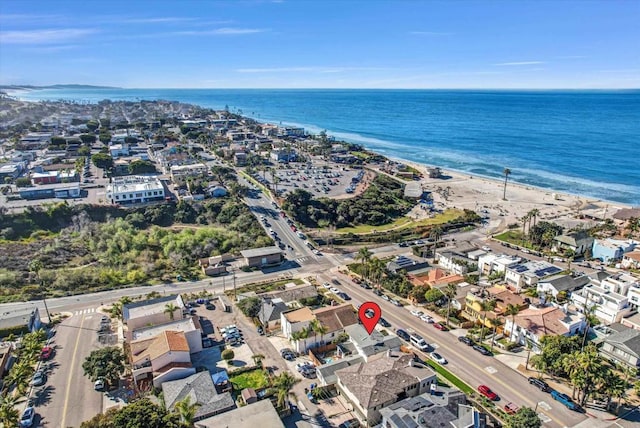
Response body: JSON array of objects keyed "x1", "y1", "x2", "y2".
[
  {"x1": 506, "y1": 406, "x2": 541, "y2": 428},
  {"x1": 237, "y1": 296, "x2": 262, "y2": 318},
  {"x1": 91, "y1": 153, "x2": 114, "y2": 170},
  {"x1": 82, "y1": 346, "x2": 124, "y2": 388}
]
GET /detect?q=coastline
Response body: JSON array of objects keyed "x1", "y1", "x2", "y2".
[{"x1": 384, "y1": 156, "x2": 631, "y2": 235}]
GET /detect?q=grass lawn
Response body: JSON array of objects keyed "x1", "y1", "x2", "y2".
[
  {"x1": 335, "y1": 209, "x2": 464, "y2": 234},
  {"x1": 494, "y1": 230, "x2": 524, "y2": 244},
  {"x1": 230, "y1": 369, "x2": 271, "y2": 390},
  {"x1": 423, "y1": 359, "x2": 474, "y2": 394},
  {"x1": 232, "y1": 277, "x2": 304, "y2": 295}
]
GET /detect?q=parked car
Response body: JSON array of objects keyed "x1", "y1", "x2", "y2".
[
  {"x1": 202, "y1": 338, "x2": 214, "y2": 348},
  {"x1": 20, "y1": 407, "x2": 35, "y2": 427},
  {"x1": 360, "y1": 282, "x2": 372, "y2": 289},
  {"x1": 337, "y1": 292, "x2": 352, "y2": 301},
  {"x1": 205, "y1": 303, "x2": 215, "y2": 310},
  {"x1": 322, "y1": 282, "x2": 332, "y2": 289},
  {"x1": 551, "y1": 390, "x2": 579, "y2": 410},
  {"x1": 430, "y1": 352, "x2": 447, "y2": 364},
  {"x1": 528, "y1": 377, "x2": 550, "y2": 392},
  {"x1": 396, "y1": 329, "x2": 411, "y2": 341},
  {"x1": 31, "y1": 370, "x2": 46, "y2": 387},
  {"x1": 420, "y1": 314, "x2": 434, "y2": 323},
  {"x1": 482, "y1": 245, "x2": 492, "y2": 251},
  {"x1": 381, "y1": 294, "x2": 390, "y2": 301},
  {"x1": 373, "y1": 289, "x2": 383, "y2": 296},
  {"x1": 339, "y1": 419, "x2": 360, "y2": 428},
  {"x1": 410, "y1": 310, "x2": 424, "y2": 317},
  {"x1": 378, "y1": 317, "x2": 391, "y2": 327},
  {"x1": 390, "y1": 299, "x2": 402, "y2": 307},
  {"x1": 503, "y1": 402, "x2": 520, "y2": 415},
  {"x1": 280, "y1": 348, "x2": 296, "y2": 360},
  {"x1": 473, "y1": 344, "x2": 492, "y2": 356},
  {"x1": 477, "y1": 385, "x2": 499, "y2": 401},
  {"x1": 433, "y1": 322, "x2": 448, "y2": 331},
  {"x1": 40, "y1": 346, "x2": 53, "y2": 360},
  {"x1": 257, "y1": 326, "x2": 264, "y2": 335},
  {"x1": 458, "y1": 336, "x2": 474, "y2": 346},
  {"x1": 351, "y1": 277, "x2": 361, "y2": 284},
  {"x1": 94, "y1": 379, "x2": 105, "y2": 391}
]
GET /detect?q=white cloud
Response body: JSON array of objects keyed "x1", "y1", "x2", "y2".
[
  {"x1": 22, "y1": 44, "x2": 81, "y2": 53},
  {"x1": 117, "y1": 17, "x2": 199, "y2": 24},
  {"x1": 494, "y1": 61, "x2": 545, "y2": 66},
  {"x1": 0, "y1": 14, "x2": 65, "y2": 24},
  {"x1": 0, "y1": 28, "x2": 97, "y2": 44},
  {"x1": 597, "y1": 69, "x2": 640, "y2": 73}
]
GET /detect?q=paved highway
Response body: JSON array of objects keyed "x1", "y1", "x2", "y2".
[{"x1": 323, "y1": 271, "x2": 588, "y2": 428}]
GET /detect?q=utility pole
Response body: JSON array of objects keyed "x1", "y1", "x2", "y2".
[
  {"x1": 42, "y1": 298, "x2": 52, "y2": 325},
  {"x1": 233, "y1": 269, "x2": 237, "y2": 302},
  {"x1": 222, "y1": 275, "x2": 226, "y2": 292}
]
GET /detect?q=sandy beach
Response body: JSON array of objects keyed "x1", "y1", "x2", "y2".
[{"x1": 386, "y1": 157, "x2": 633, "y2": 235}]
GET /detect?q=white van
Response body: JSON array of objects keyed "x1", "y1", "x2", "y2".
[{"x1": 410, "y1": 334, "x2": 430, "y2": 351}]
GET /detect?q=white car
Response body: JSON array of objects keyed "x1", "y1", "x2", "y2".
[
  {"x1": 94, "y1": 379, "x2": 105, "y2": 391},
  {"x1": 322, "y1": 282, "x2": 332, "y2": 289},
  {"x1": 482, "y1": 246, "x2": 491, "y2": 251},
  {"x1": 410, "y1": 310, "x2": 424, "y2": 317},
  {"x1": 420, "y1": 315, "x2": 434, "y2": 323},
  {"x1": 430, "y1": 352, "x2": 447, "y2": 364},
  {"x1": 20, "y1": 407, "x2": 35, "y2": 427},
  {"x1": 330, "y1": 287, "x2": 340, "y2": 294}
]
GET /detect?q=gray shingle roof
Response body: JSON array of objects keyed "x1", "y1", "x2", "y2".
[
  {"x1": 162, "y1": 371, "x2": 236, "y2": 420},
  {"x1": 604, "y1": 328, "x2": 640, "y2": 358}
]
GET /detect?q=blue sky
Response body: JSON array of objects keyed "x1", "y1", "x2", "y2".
[{"x1": 1, "y1": 0, "x2": 638, "y2": 89}]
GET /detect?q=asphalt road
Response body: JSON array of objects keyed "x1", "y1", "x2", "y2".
[
  {"x1": 33, "y1": 313, "x2": 103, "y2": 427},
  {"x1": 324, "y1": 271, "x2": 588, "y2": 428}
]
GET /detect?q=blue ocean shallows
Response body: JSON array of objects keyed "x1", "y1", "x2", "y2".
[{"x1": 15, "y1": 88, "x2": 640, "y2": 205}]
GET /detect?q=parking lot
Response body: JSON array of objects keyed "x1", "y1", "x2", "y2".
[{"x1": 249, "y1": 159, "x2": 371, "y2": 199}]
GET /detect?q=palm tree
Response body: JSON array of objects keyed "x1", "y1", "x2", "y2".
[
  {"x1": 355, "y1": 247, "x2": 373, "y2": 280},
  {"x1": 504, "y1": 304, "x2": 520, "y2": 341},
  {"x1": 310, "y1": 320, "x2": 328, "y2": 348},
  {"x1": 502, "y1": 168, "x2": 511, "y2": 200},
  {"x1": 529, "y1": 208, "x2": 540, "y2": 230},
  {"x1": 603, "y1": 369, "x2": 626, "y2": 411},
  {"x1": 369, "y1": 257, "x2": 386, "y2": 289},
  {"x1": 580, "y1": 301, "x2": 598, "y2": 351},
  {"x1": 273, "y1": 371, "x2": 299, "y2": 409},
  {"x1": 174, "y1": 395, "x2": 200, "y2": 426},
  {"x1": 479, "y1": 299, "x2": 496, "y2": 341},
  {"x1": 291, "y1": 328, "x2": 309, "y2": 352},
  {"x1": 489, "y1": 316, "x2": 504, "y2": 353},
  {"x1": 110, "y1": 296, "x2": 132, "y2": 321},
  {"x1": 443, "y1": 283, "x2": 457, "y2": 328},
  {"x1": 0, "y1": 393, "x2": 19, "y2": 428},
  {"x1": 251, "y1": 354, "x2": 265, "y2": 367},
  {"x1": 429, "y1": 226, "x2": 444, "y2": 257},
  {"x1": 164, "y1": 302, "x2": 178, "y2": 321}
]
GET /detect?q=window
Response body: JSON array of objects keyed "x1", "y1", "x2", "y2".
[
  {"x1": 153, "y1": 191, "x2": 158, "y2": 195},
  {"x1": 122, "y1": 194, "x2": 127, "y2": 199},
  {"x1": 136, "y1": 193, "x2": 142, "y2": 197},
  {"x1": 115, "y1": 195, "x2": 119, "y2": 200}
]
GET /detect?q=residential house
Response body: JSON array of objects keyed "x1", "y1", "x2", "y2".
[
  {"x1": 162, "y1": 371, "x2": 236, "y2": 422},
  {"x1": 386, "y1": 255, "x2": 429, "y2": 274},
  {"x1": 477, "y1": 253, "x2": 521, "y2": 276},
  {"x1": 621, "y1": 312, "x2": 640, "y2": 331},
  {"x1": 553, "y1": 230, "x2": 594, "y2": 256},
  {"x1": 599, "y1": 326, "x2": 640, "y2": 370},
  {"x1": 261, "y1": 284, "x2": 318, "y2": 305},
  {"x1": 240, "y1": 246, "x2": 283, "y2": 268},
  {"x1": 0, "y1": 163, "x2": 23, "y2": 180},
  {"x1": 109, "y1": 143, "x2": 130, "y2": 158},
  {"x1": 281, "y1": 304, "x2": 358, "y2": 353},
  {"x1": 170, "y1": 163, "x2": 208, "y2": 181},
  {"x1": 18, "y1": 183, "x2": 81, "y2": 200},
  {"x1": 257, "y1": 297, "x2": 289, "y2": 330},
  {"x1": 379, "y1": 389, "x2": 484, "y2": 428},
  {"x1": 129, "y1": 316, "x2": 203, "y2": 354},
  {"x1": 463, "y1": 286, "x2": 528, "y2": 329},
  {"x1": 0, "y1": 343, "x2": 13, "y2": 383},
  {"x1": 409, "y1": 268, "x2": 465, "y2": 288},
  {"x1": 536, "y1": 273, "x2": 591, "y2": 299},
  {"x1": 435, "y1": 251, "x2": 474, "y2": 275},
  {"x1": 504, "y1": 261, "x2": 563, "y2": 293},
  {"x1": 0, "y1": 308, "x2": 41, "y2": 335},
  {"x1": 622, "y1": 251, "x2": 640, "y2": 270},
  {"x1": 130, "y1": 330, "x2": 194, "y2": 387},
  {"x1": 198, "y1": 254, "x2": 231, "y2": 276},
  {"x1": 234, "y1": 152, "x2": 247, "y2": 166},
  {"x1": 592, "y1": 238, "x2": 637, "y2": 263},
  {"x1": 338, "y1": 324, "x2": 402, "y2": 363},
  {"x1": 270, "y1": 148, "x2": 296, "y2": 163},
  {"x1": 123, "y1": 294, "x2": 185, "y2": 330},
  {"x1": 505, "y1": 305, "x2": 586, "y2": 351},
  {"x1": 335, "y1": 353, "x2": 437, "y2": 426},
  {"x1": 570, "y1": 283, "x2": 633, "y2": 324},
  {"x1": 195, "y1": 399, "x2": 284, "y2": 428}
]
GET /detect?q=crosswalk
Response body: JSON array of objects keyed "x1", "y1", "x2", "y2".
[
  {"x1": 296, "y1": 256, "x2": 312, "y2": 264},
  {"x1": 74, "y1": 308, "x2": 96, "y2": 315}
]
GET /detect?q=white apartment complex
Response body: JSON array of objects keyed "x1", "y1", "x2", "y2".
[{"x1": 106, "y1": 175, "x2": 165, "y2": 205}]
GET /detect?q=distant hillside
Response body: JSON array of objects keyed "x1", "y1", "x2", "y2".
[{"x1": 0, "y1": 84, "x2": 120, "y2": 90}]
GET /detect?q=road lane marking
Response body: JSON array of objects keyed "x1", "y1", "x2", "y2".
[{"x1": 60, "y1": 314, "x2": 85, "y2": 428}]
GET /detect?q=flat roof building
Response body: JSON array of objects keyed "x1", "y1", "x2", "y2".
[
  {"x1": 240, "y1": 246, "x2": 283, "y2": 268},
  {"x1": 106, "y1": 175, "x2": 165, "y2": 205}
]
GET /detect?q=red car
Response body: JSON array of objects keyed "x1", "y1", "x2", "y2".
[
  {"x1": 290, "y1": 225, "x2": 297, "y2": 232},
  {"x1": 477, "y1": 385, "x2": 498, "y2": 401},
  {"x1": 40, "y1": 346, "x2": 54, "y2": 360},
  {"x1": 433, "y1": 322, "x2": 449, "y2": 331}
]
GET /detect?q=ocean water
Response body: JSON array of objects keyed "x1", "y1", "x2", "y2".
[{"x1": 14, "y1": 88, "x2": 640, "y2": 205}]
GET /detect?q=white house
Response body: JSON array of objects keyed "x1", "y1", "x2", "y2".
[
  {"x1": 109, "y1": 143, "x2": 130, "y2": 158},
  {"x1": 123, "y1": 295, "x2": 185, "y2": 330},
  {"x1": 570, "y1": 284, "x2": 633, "y2": 324},
  {"x1": 622, "y1": 251, "x2": 640, "y2": 270},
  {"x1": 130, "y1": 317, "x2": 203, "y2": 354},
  {"x1": 130, "y1": 330, "x2": 195, "y2": 388},
  {"x1": 504, "y1": 261, "x2": 563, "y2": 293},
  {"x1": 477, "y1": 253, "x2": 521, "y2": 276},
  {"x1": 281, "y1": 304, "x2": 358, "y2": 353},
  {"x1": 435, "y1": 251, "x2": 473, "y2": 275},
  {"x1": 536, "y1": 274, "x2": 590, "y2": 299}
]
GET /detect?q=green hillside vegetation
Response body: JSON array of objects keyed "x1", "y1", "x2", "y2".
[
  {"x1": 0, "y1": 200, "x2": 271, "y2": 303},
  {"x1": 283, "y1": 174, "x2": 412, "y2": 228}
]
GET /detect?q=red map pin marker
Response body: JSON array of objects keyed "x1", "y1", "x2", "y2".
[{"x1": 358, "y1": 301, "x2": 381, "y2": 334}]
